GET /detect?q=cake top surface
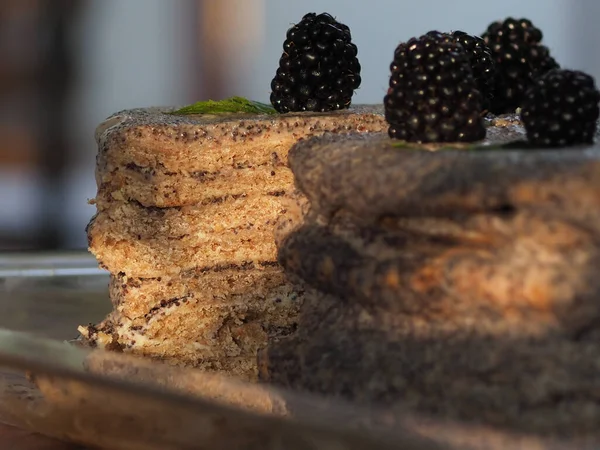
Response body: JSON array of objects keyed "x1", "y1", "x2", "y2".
[
  {"x1": 95, "y1": 104, "x2": 385, "y2": 145},
  {"x1": 288, "y1": 128, "x2": 600, "y2": 221}
]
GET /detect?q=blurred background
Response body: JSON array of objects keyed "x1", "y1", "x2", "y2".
[{"x1": 1, "y1": 0, "x2": 599, "y2": 251}]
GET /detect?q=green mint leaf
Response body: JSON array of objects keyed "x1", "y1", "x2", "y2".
[{"x1": 171, "y1": 96, "x2": 277, "y2": 116}]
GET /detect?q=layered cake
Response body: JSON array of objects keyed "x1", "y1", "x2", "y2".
[
  {"x1": 76, "y1": 11, "x2": 384, "y2": 380},
  {"x1": 262, "y1": 129, "x2": 600, "y2": 438},
  {"x1": 79, "y1": 105, "x2": 386, "y2": 379},
  {"x1": 29, "y1": 10, "x2": 600, "y2": 450}
]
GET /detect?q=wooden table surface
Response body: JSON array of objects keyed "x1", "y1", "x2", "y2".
[{"x1": 0, "y1": 423, "x2": 86, "y2": 450}]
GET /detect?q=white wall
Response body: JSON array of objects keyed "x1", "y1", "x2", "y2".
[
  {"x1": 62, "y1": 0, "x2": 196, "y2": 247},
  {"x1": 245, "y1": 0, "x2": 585, "y2": 104},
  {"x1": 563, "y1": 1, "x2": 600, "y2": 78}
]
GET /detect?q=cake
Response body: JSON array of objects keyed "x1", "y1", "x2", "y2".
[
  {"x1": 261, "y1": 128, "x2": 600, "y2": 439},
  {"x1": 29, "y1": 12, "x2": 600, "y2": 448},
  {"x1": 78, "y1": 104, "x2": 386, "y2": 380}
]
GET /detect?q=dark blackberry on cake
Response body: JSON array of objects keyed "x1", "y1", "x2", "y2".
[
  {"x1": 482, "y1": 17, "x2": 559, "y2": 114},
  {"x1": 430, "y1": 30, "x2": 496, "y2": 111},
  {"x1": 450, "y1": 31, "x2": 496, "y2": 111},
  {"x1": 384, "y1": 31, "x2": 486, "y2": 143},
  {"x1": 520, "y1": 69, "x2": 600, "y2": 147},
  {"x1": 270, "y1": 12, "x2": 361, "y2": 113}
]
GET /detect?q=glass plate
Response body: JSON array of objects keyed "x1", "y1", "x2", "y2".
[
  {"x1": 0, "y1": 252, "x2": 110, "y2": 340},
  {"x1": 0, "y1": 252, "x2": 590, "y2": 450}
]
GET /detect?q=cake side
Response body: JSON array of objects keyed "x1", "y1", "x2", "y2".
[
  {"x1": 88, "y1": 108, "x2": 387, "y2": 278},
  {"x1": 80, "y1": 106, "x2": 386, "y2": 379},
  {"x1": 95, "y1": 162, "x2": 294, "y2": 209},
  {"x1": 94, "y1": 105, "x2": 386, "y2": 208},
  {"x1": 277, "y1": 215, "x2": 599, "y2": 336},
  {"x1": 87, "y1": 211, "x2": 281, "y2": 277},
  {"x1": 81, "y1": 266, "x2": 302, "y2": 359}
]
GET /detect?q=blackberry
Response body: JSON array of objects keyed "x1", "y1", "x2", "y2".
[
  {"x1": 520, "y1": 69, "x2": 600, "y2": 147},
  {"x1": 429, "y1": 30, "x2": 496, "y2": 111},
  {"x1": 270, "y1": 12, "x2": 361, "y2": 113},
  {"x1": 384, "y1": 31, "x2": 486, "y2": 143},
  {"x1": 482, "y1": 17, "x2": 560, "y2": 114}
]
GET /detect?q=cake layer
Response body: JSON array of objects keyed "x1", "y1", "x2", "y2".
[
  {"x1": 95, "y1": 105, "x2": 386, "y2": 180},
  {"x1": 79, "y1": 264, "x2": 304, "y2": 376},
  {"x1": 286, "y1": 127, "x2": 600, "y2": 228},
  {"x1": 97, "y1": 192, "x2": 290, "y2": 247},
  {"x1": 96, "y1": 156, "x2": 295, "y2": 208},
  {"x1": 87, "y1": 206, "x2": 284, "y2": 277},
  {"x1": 109, "y1": 263, "x2": 298, "y2": 321},
  {"x1": 278, "y1": 214, "x2": 600, "y2": 336}
]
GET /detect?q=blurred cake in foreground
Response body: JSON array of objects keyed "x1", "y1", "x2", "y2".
[{"x1": 263, "y1": 130, "x2": 600, "y2": 439}]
